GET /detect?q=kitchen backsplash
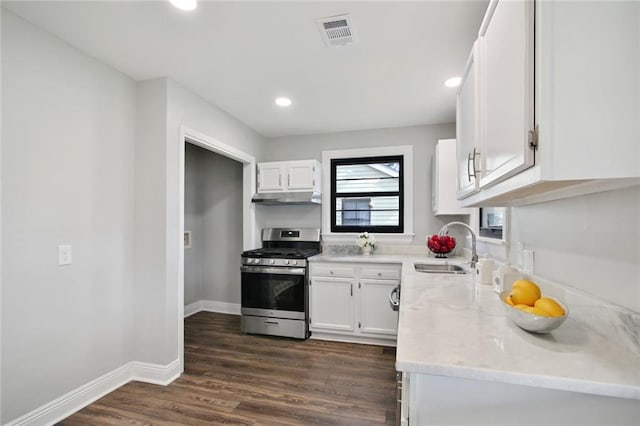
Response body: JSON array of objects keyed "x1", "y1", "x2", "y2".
[{"x1": 322, "y1": 243, "x2": 434, "y2": 256}]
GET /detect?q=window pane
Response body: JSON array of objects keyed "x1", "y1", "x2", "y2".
[
  {"x1": 335, "y1": 163, "x2": 400, "y2": 193},
  {"x1": 479, "y1": 207, "x2": 504, "y2": 239},
  {"x1": 336, "y1": 196, "x2": 399, "y2": 227},
  {"x1": 331, "y1": 155, "x2": 404, "y2": 233}
]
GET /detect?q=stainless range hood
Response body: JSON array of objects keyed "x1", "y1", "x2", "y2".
[{"x1": 251, "y1": 191, "x2": 321, "y2": 205}]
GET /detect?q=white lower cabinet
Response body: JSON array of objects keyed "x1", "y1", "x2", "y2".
[
  {"x1": 309, "y1": 277, "x2": 354, "y2": 332},
  {"x1": 359, "y1": 279, "x2": 398, "y2": 336},
  {"x1": 310, "y1": 262, "x2": 400, "y2": 344},
  {"x1": 401, "y1": 373, "x2": 640, "y2": 425}
]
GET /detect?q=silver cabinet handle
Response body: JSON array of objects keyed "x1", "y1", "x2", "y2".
[
  {"x1": 350, "y1": 283, "x2": 353, "y2": 296},
  {"x1": 467, "y1": 148, "x2": 481, "y2": 182},
  {"x1": 389, "y1": 286, "x2": 400, "y2": 311}
]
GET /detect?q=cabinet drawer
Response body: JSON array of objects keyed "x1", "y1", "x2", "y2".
[
  {"x1": 311, "y1": 264, "x2": 356, "y2": 278},
  {"x1": 360, "y1": 266, "x2": 401, "y2": 280}
]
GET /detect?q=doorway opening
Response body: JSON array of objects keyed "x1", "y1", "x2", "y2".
[{"x1": 178, "y1": 126, "x2": 257, "y2": 372}]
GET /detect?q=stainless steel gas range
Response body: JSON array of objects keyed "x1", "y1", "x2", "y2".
[{"x1": 240, "y1": 228, "x2": 321, "y2": 339}]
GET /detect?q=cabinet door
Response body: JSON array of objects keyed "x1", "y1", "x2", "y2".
[
  {"x1": 257, "y1": 162, "x2": 286, "y2": 192},
  {"x1": 479, "y1": 0, "x2": 535, "y2": 189},
  {"x1": 434, "y1": 139, "x2": 470, "y2": 215},
  {"x1": 456, "y1": 42, "x2": 481, "y2": 199},
  {"x1": 287, "y1": 161, "x2": 316, "y2": 191},
  {"x1": 310, "y1": 277, "x2": 355, "y2": 332},
  {"x1": 359, "y1": 279, "x2": 398, "y2": 336}
]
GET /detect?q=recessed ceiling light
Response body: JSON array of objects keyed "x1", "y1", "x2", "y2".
[
  {"x1": 169, "y1": 0, "x2": 197, "y2": 11},
  {"x1": 444, "y1": 77, "x2": 462, "y2": 88},
  {"x1": 275, "y1": 97, "x2": 292, "y2": 107}
]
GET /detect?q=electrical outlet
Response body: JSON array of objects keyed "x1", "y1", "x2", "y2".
[
  {"x1": 523, "y1": 249, "x2": 535, "y2": 274},
  {"x1": 58, "y1": 245, "x2": 72, "y2": 266}
]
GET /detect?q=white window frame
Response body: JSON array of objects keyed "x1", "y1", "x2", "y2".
[
  {"x1": 470, "y1": 207, "x2": 509, "y2": 261},
  {"x1": 321, "y1": 145, "x2": 414, "y2": 244}
]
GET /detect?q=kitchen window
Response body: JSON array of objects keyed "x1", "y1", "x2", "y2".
[{"x1": 322, "y1": 145, "x2": 414, "y2": 243}]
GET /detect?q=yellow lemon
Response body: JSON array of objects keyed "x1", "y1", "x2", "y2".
[
  {"x1": 517, "y1": 306, "x2": 537, "y2": 314},
  {"x1": 513, "y1": 304, "x2": 530, "y2": 311},
  {"x1": 534, "y1": 297, "x2": 565, "y2": 317},
  {"x1": 504, "y1": 295, "x2": 515, "y2": 306},
  {"x1": 509, "y1": 286, "x2": 540, "y2": 306},
  {"x1": 509, "y1": 280, "x2": 541, "y2": 306},
  {"x1": 511, "y1": 279, "x2": 542, "y2": 297},
  {"x1": 528, "y1": 306, "x2": 552, "y2": 317}
]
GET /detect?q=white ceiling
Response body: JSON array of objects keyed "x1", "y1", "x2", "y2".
[{"x1": 4, "y1": 1, "x2": 488, "y2": 138}]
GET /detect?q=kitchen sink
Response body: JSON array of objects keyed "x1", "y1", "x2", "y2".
[{"x1": 414, "y1": 263, "x2": 467, "y2": 274}]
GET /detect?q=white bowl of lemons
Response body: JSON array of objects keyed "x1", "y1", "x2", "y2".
[{"x1": 499, "y1": 279, "x2": 568, "y2": 334}]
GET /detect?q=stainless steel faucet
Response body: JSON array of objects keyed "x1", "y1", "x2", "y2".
[{"x1": 438, "y1": 221, "x2": 478, "y2": 268}]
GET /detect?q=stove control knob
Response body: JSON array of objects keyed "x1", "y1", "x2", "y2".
[
  {"x1": 290, "y1": 260, "x2": 297, "y2": 265},
  {"x1": 251, "y1": 258, "x2": 258, "y2": 264},
  {"x1": 284, "y1": 259, "x2": 290, "y2": 265},
  {"x1": 269, "y1": 259, "x2": 275, "y2": 265}
]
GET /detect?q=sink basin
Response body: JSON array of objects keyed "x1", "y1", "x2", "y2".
[{"x1": 414, "y1": 263, "x2": 467, "y2": 274}]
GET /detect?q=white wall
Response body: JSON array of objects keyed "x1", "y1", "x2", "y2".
[
  {"x1": 185, "y1": 143, "x2": 243, "y2": 305},
  {"x1": 133, "y1": 77, "x2": 265, "y2": 366},
  {"x1": 1, "y1": 11, "x2": 136, "y2": 423},
  {"x1": 1, "y1": 10, "x2": 265, "y2": 422},
  {"x1": 133, "y1": 79, "x2": 170, "y2": 364},
  {"x1": 260, "y1": 124, "x2": 468, "y2": 244},
  {"x1": 508, "y1": 186, "x2": 640, "y2": 312}
]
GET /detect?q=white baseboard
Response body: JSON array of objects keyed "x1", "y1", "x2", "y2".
[
  {"x1": 184, "y1": 300, "x2": 203, "y2": 317},
  {"x1": 184, "y1": 300, "x2": 241, "y2": 317},
  {"x1": 310, "y1": 331, "x2": 397, "y2": 347},
  {"x1": 131, "y1": 358, "x2": 181, "y2": 386},
  {"x1": 6, "y1": 359, "x2": 181, "y2": 426}
]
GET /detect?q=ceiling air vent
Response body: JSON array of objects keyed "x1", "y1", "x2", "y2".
[{"x1": 316, "y1": 14, "x2": 357, "y2": 48}]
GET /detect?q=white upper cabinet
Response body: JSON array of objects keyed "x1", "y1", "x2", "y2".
[
  {"x1": 456, "y1": 42, "x2": 481, "y2": 199},
  {"x1": 433, "y1": 139, "x2": 470, "y2": 215},
  {"x1": 257, "y1": 162, "x2": 287, "y2": 191},
  {"x1": 287, "y1": 161, "x2": 318, "y2": 190},
  {"x1": 257, "y1": 160, "x2": 320, "y2": 193},
  {"x1": 457, "y1": 0, "x2": 640, "y2": 206},
  {"x1": 478, "y1": 0, "x2": 535, "y2": 189}
]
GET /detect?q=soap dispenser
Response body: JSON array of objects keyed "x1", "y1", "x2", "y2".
[{"x1": 475, "y1": 258, "x2": 495, "y2": 285}]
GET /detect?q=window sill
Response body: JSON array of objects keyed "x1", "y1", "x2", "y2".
[
  {"x1": 321, "y1": 232, "x2": 415, "y2": 245},
  {"x1": 477, "y1": 236, "x2": 506, "y2": 246}
]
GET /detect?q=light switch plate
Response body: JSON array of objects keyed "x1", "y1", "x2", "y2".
[
  {"x1": 58, "y1": 245, "x2": 72, "y2": 266},
  {"x1": 516, "y1": 242, "x2": 525, "y2": 268},
  {"x1": 523, "y1": 249, "x2": 534, "y2": 274}
]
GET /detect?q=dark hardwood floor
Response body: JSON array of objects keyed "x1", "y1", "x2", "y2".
[{"x1": 59, "y1": 312, "x2": 397, "y2": 425}]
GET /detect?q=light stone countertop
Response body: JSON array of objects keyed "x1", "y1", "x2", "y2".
[
  {"x1": 310, "y1": 253, "x2": 640, "y2": 400},
  {"x1": 395, "y1": 260, "x2": 640, "y2": 400}
]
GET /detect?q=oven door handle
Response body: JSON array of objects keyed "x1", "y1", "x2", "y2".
[{"x1": 240, "y1": 266, "x2": 306, "y2": 276}]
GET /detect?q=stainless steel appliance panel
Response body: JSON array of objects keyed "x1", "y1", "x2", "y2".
[
  {"x1": 261, "y1": 227, "x2": 321, "y2": 242},
  {"x1": 241, "y1": 269, "x2": 306, "y2": 313},
  {"x1": 241, "y1": 315, "x2": 308, "y2": 339},
  {"x1": 240, "y1": 307, "x2": 305, "y2": 320}
]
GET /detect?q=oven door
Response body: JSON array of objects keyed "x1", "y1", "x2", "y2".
[{"x1": 241, "y1": 265, "x2": 307, "y2": 320}]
